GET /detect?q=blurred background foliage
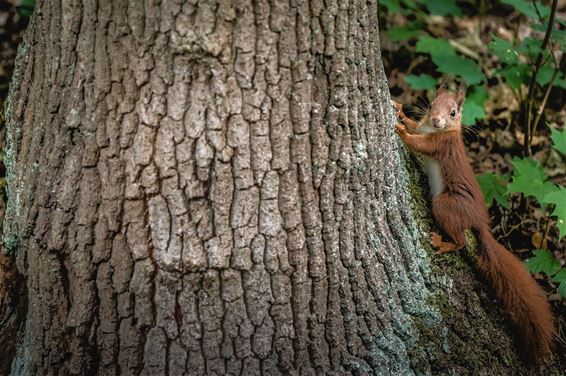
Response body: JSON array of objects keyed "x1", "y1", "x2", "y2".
[{"x1": 380, "y1": 0, "x2": 566, "y2": 342}]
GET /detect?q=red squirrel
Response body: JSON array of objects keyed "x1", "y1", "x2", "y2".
[{"x1": 393, "y1": 81, "x2": 554, "y2": 362}]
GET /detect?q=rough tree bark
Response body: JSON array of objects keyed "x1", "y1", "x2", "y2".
[{"x1": 1, "y1": 0, "x2": 563, "y2": 375}]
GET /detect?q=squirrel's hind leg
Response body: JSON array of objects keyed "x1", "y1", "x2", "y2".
[
  {"x1": 431, "y1": 232, "x2": 466, "y2": 254},
  {"x1": 431, "y1": 193, "x2": 469, "y2": 254}
]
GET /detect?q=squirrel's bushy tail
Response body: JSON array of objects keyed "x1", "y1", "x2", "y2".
[{"x1": 475, "y1": 226, "x2": 554, "y2": 362}]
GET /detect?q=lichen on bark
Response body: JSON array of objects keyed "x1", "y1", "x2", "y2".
[{"x1": 3, "y1": 39, "x2": 30, "y2": 257}]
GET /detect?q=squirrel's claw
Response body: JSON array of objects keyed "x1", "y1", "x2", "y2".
[
  {"x1": 391, "y1": 100, "x2": 403, "y2": 115},
  {"x1": 431, "y1": 232, "x2": 443, "y2": 248},
  {"x1": 395, "y1": 123, "x2": 406, "y2": 135}
]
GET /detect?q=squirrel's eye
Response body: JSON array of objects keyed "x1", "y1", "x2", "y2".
[{"x1": 450, "y1": 110, "x2": 456, "y2": 117}]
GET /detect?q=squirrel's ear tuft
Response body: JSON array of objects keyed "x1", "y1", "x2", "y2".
[
  {"x1": 436, "y1": 78, "x2": 451, "y2": 97},
  {"x1": 456, "y1": 82, "x2": 467, "y2": 109}
]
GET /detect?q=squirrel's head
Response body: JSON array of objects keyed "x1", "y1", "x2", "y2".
[{"x1": 421, "y1": 80, "x2": 466, "y2": 133}]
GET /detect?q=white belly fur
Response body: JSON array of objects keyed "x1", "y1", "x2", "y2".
[{"x1": 421, "y1": 156, "x2": 444, "y2": 197}]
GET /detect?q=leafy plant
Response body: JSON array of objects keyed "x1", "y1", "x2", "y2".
[
  {"x1": 404, "y1": 74, "x2": 437, "y2": 90},
  {"x1": 525, "y1": 249, "x2": 566, "y2": 298},
  {"x1": 461, "y1": 86, "x2": 487, "y2": 126},
  {"x1": 484, "y1": 129, "x2": 566, "y2": 298},
  {"x1": 424, "y1": 0, "x2": 461, "y2": 16},
  {"x1": 503, "y1": 0, "x2": 562, "y2": 155},
  {"x1": 506, "y1": 157, "x2": 557, "y2": 204},
  {"x1": 525, "y1": 249, "x2": 561, "y2": 276},
  {"x1": 16, "y1": 0, "x2": 36, "y2": 17},
  {"x1": 544, "y1": 187, "x2": 566, "y2": 239},
  {"x1": 477, "y1": 173, "x2": 510, "y2": 209},
  {"x1": 549, "y1": 125, "x2": 566, "y2": 155},
  {"x1": 552, "y1": 269, "x2": 566, "y2": 297},
  {"x1": 506, "y1": 128, "x2": 566, "y2": 238}
]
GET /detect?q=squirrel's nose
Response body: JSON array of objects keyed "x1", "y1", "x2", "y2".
[{"x1": 432, "y1": 117, "x2": 441, "y2": 128}]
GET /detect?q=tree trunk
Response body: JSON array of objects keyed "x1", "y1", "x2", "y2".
[{"x1": 1, "y1": 0, "x2": 563, "y2": 375}]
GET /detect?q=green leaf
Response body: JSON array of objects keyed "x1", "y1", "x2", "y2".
[
  {"x1": 401, "y1": 0, "x2": 421, "y2": 10},
  {"x1": 553, "y1": 269, "x2": 566, "y2": 298},
  {"x1": 553, "y1": 77, "x2": 566, "y2": 90},
  {"x1": 534, "y1": 22, "x2": 566, "y2": 38},
  {"x1": 552, "y1": 269, "x2": 566, "y2": 283},
  {"x1": 416, "y1": 36, "x2": 456, "y2": 57},
  {"x1": 462, "y1": 101, "x2": 484, "y2": 125},
  {"x1": 516, "y1": 37, "x2": 543, "y2": 60},
  {"x1": 543, "y1": 186, "x2": 566, "y2": 239},
  {"x1": 525, "y1": 249, "x2": 561, "y2": 276},
  {"x1": 500, "y1": 0, "x2": 551, "y2": 21},
  {"x1": 477, "y1": 173, "x2": 510, "y2": 208},
  {"x1": 16, "y1": 0, "x2": 35, "y2": 16},
  {"x1": 468, "y1": 85, "x2": 488, "y2": 103},
  {"x1": 497, "y1": 64, "x2": 529, "y2": 89},
  {"x1": 387, "y1": 25, "x2": 422, "y2": 42},
  {"x1": 549, "y1": 125, "x2": 566, "y2": 155},
  {"x1": 424, "y1": 0, "x2": 462, "y2": 16},
  {"x1": 16, "y1": 6, "x2": 34, "y2": 16},
  {"x1": 415, "y1": 36, "x2": 484, "y2": 85},
  {"x1": 433, "y1": 54, "x2": 485, "y2": 85},
  {"x1": 536, "y1": 65, "x2": 557, "y2": 86},
  {"x1": 509, "y1": 157, "x2": 545, "y2": 183},
  {"x1": 404, "y1": 74, "x2": 437, "y2": 90},
  {"x1": 488, "y1": 36, "x2": 519, "y2": 64},
  {"x1": 462, "y1": 85, "x2": 487, "y2": 125},
  {"x1": 380, "y1": 0, "x2": 402, "y2": 13},
  {"x1": 507, "y1": 157, "x2": 558, "y2": 203},
  {"x1": 551, "y1": 27, "x2": 566, "y2": 45}
]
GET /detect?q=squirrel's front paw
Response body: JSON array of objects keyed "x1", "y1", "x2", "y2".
[
  {"x1": 391, "y1": 101, "x2": 403, "y2": 117},
  {"x1": 395, "y1": 123, "x2": 406, "y2": 135}
]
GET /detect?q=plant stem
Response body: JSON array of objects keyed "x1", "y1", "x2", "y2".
[
  {"x1": 522, "y1": 0, "x2": 558, "y2": 156},
  {"x1": 532, "y1": 54, "x2": 564, "y2": 134},
  {"x1": 540, "y1": 214, "x2": 551, "y2": 249},
  {"x1": 532, "y1": 0, "x2": 544, "y2": 23}
]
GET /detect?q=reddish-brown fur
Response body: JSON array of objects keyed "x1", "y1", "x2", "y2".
[{"x1": 393, "y1": 82, "x2": 554, "y2": 362}]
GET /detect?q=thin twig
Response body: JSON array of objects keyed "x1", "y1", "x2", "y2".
[
  {"x1": 510, "y1": 85, "x2": 522, "y2": 107},
  {"x1": 532, "y1": 0, "x2": 545, "y2": 24},
  {"x1": 500, "y1": 218, "x2": 533, "y2": 238},
  {"x1": 532, "y1": 54, "x2": 564, "y2": 133},
  {"x1": 539, "y1": 214, "x2": 551, "y2": 249},
  {"x1": 522, "y1": 0, "x2": 558, "y2": 156},
  {"x1": 539, "y1": 52, "x2": 552, "y2": 69},
  {"x1": 449, "y1": 39, "x2": 481, "y2": 60},
  {"x1": 406, "y1": 55, "x2": 426, "y2": 76}
]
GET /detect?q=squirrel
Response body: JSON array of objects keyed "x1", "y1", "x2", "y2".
[{"x1": 393, "y1": 81, "x2": 554, "y2": 362}]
